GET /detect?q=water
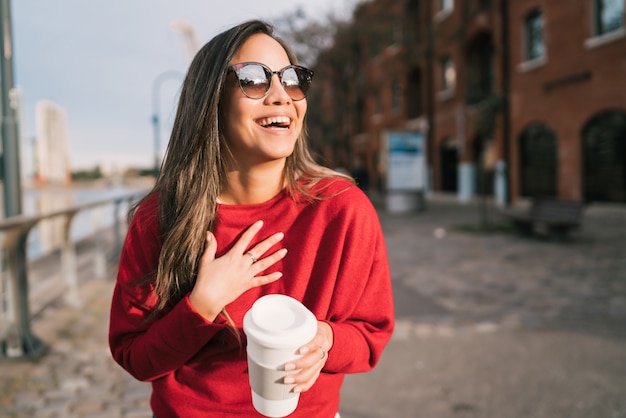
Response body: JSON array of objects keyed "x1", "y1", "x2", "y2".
[{"x1": 8, "y1": 184, "x2": 149, "y2": 258}]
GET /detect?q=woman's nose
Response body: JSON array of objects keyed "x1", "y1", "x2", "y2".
[{"x1": 265, "y1": 74, "x2": 292, "y2": 104}]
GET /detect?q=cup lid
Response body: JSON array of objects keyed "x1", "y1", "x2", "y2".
[{"x1": 243, "y1": 294, "x2": 317, "y2": 348}]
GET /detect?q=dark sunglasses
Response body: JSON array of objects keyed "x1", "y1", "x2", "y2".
[{"x1": 227, "y1": 62, "x2": 314, "y2": 101}]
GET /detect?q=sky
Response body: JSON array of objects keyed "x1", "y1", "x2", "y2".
[{"x1": 11, "y1": 0, "x2": 356, "y2": 175}]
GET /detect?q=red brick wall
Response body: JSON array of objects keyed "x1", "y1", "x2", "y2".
[{"x1": 508, "y1": 0, "x2": 626, "y2": 200}]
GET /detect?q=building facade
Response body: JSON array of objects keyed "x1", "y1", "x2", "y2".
[
  {"x1": 309, "y1": 0, "x2": 626, "y2": 204},
  {"x1": 35, "y1": 100, "x2": 72, "y2": 185}
]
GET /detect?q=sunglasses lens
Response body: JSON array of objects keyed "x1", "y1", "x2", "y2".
[
  {"x1": 232, "y1": 63, "x2": 313, "y2": 101},
  {"x1": 281, "y1": 67, "x2": 308, "y2": 101},
  {"x1": 237, "y1": 64, "x2": 270, "y2": 99}
]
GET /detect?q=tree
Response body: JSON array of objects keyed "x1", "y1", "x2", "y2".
[{"x1": 271, "y1": 5, "x2": 352, "y2": 68}]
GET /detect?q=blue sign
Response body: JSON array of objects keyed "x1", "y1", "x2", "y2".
[{"x1": 386, "y1": 132, "x2": 425, "y2": 191}]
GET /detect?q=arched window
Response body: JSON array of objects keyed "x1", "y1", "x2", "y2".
[
  {"x1": 440, "y1": 137, "x2": 459, "y2": 192},
  {"x1": 519, "y1": 123, "x2": 557, "y2": 197},
  {"x1": 465, "y1": 32, "x2": 494, "y2": 105},
  {"x1": 582, "y1": 110, "x2": 626, "y2": 202},
  {"x1": 407, "y1": 68, "x2": 423, "y2": 119}
]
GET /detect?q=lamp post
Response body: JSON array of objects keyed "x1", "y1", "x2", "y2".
[
  {"x1": 0, "y1": 0, "x2": 21, "y2": 217},
  {"x1": 0, "y1": 0, "x2": 46, "y2": 359},
  {"x1": 151, "y1": 70, "x2": 183, "y2": 176}
]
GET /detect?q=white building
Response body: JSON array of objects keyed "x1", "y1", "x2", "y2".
[{"x1": 35, "y1": 100, "x2": 71, "y2": 184}]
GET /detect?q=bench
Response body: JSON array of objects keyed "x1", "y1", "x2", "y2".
[{"x1": 500, "y1": 197, "x2": 585, "y2": 238}]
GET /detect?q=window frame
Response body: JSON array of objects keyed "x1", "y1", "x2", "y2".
[
  {"x1": 435, "y1": 0, "x2": 454, "y2": 22},
  {"x1": 593, "y1": 0, "x2": 625, "y2": 36},
  {"x1": 523, "y1": 8, "x2": 545, "y2": 62},
  {"x1": 440, "y1": 0, "x2": 454, "y2": 12},
  {"x1": 585, "y1": 0, "x2": 626, "y2": 49},
  {"x1": 438, "y1": 56, "x2": 456, "y2": 101},
  {"x1": 441, "y1": 56, "x2": 456, "y2": 90}
]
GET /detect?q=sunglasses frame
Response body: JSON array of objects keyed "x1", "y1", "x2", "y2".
[{"x1": 227, "y1": 62, "x2": 314, "y2": 101}]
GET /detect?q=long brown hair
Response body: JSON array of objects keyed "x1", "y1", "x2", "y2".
[{"x1": 131, "y1": 20, "x2": 350, "y2": 323}]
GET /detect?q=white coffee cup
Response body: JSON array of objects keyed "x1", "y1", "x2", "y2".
[{"x1": 243, "y1": 294, "x2": 317, "y2": 417}]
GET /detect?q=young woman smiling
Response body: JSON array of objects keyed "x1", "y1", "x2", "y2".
[{"x1": 108, "y1": 19, "x2": 394, "y2": 418}]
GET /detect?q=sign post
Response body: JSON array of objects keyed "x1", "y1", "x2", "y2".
[{"x1": 383, "y1": 130, "x2": 427, "y2": 213}]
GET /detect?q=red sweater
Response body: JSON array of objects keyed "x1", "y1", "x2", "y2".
[{"x1": 109, "y1": 179, "x2": 394, "y2": 417}]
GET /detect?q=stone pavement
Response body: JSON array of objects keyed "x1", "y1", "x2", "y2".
[{"x1": 1, "y1": 195, "x2": 625, "y2": 418}]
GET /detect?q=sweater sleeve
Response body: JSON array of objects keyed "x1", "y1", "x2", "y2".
[
  {"x1": 108, "y1": 195, "x2": 228, "y2": 382},
  {"x1": 316, "y1": 186, "x2": 395, "y2": 374}
]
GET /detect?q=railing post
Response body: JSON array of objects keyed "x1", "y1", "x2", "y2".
[
  {"x1": 0, "y1": 187, "x2": 149, "y2": 360},
  {"x1": 1, "y1": 223, "x2": 46, "y2": 359},
  {"x1": 91, "y1": 207, "x2": 106, "y2": 278},
  {"x1": 113, "y1": 198, "x2": 124, "y2": 261},
  {"x1": 61, "y1": 211, "x2": 81, "y2": 307}
]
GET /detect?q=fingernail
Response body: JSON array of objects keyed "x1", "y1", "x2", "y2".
[
  {"x1": 284, "y1": 363, "x2": 295, "y2": 371},
  {"x1": 276, "y1": 232, "x2": 284, "y2": 239},
  {"x1": 293, "y1": 386, "x2": 302, "y2": 393},
  {"x1": 284, "y1": 377, "x2": 295, "y2": 384},
  {"x1": 279, "y1": 248, "x2": 288, "y2": 256},
  {"x1": 299, "y1": 347, "x2": 310, "y2": 355},
  {"x1": 256, "y1": 220, "x2": 264, "y2": 228}
]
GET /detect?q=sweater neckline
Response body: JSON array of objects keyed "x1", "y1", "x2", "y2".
[{"x1": 216, "y1": 188, "x2": 288, "y2": 209}]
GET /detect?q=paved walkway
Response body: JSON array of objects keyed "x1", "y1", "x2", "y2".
[{"x1": 1, "y1": 195, "x2": 625, "y2": 418}]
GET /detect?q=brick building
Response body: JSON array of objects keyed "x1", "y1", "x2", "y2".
[{"x1": 308, "y1": 0, "x2": 626, "y2": 204}]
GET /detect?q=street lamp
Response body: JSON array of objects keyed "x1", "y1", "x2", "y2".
[
  {"x1": 1, "y1": 0, "x2": 22, "y2": 217},
  {"x1": 0, "y1": 0, "x2": 47, "y2": 360},
  {"x1": 151, "y1": 70, "x2": 183, "y2": 176}
]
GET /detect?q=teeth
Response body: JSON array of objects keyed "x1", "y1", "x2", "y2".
[{"x1": 258, "y1": 116, "x2": 291, "y2": 127}]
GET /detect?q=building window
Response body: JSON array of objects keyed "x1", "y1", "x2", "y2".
[
  {"x1": 524, "y1": 8, "x2": 545, "y2": 61},
  {"x1": 593, "y1": 0, "x2": 624, "y2": 36},
  {"x1": 441, "y1": 56, "x2": 456, "y2": 91},
  {"x1": 582, "y1": 110, "x2": 626, "y2": 202},
  {"x1": 520, "y1": 123, "x2": 557, "y2": 198},
  {"x1": 440, "y1": 0, "x2": 454, "y2": 13},
  {"x1": 407, "y1": 68, "x2": 423, "y2": 119},
  {"x1": 435, "y1": 0, "x2": 454, "y2": 21}
]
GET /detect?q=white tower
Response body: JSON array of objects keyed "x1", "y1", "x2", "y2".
[{"x1": 34, "y1": 100, "x2": 71, "y2": 184}]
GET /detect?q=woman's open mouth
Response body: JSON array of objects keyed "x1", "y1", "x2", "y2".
[{"x1": 256, "y1": 116, "x2": 292, "y2": 130}]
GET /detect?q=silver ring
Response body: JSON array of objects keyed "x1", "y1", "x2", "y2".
[{"x1": 246, "y1": 251, "x2": 258, "y2": 263}]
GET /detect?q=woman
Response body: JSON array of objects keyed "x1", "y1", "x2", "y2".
[{"x1": 109, "y1": 19, "x2": 394, "y2": 417}]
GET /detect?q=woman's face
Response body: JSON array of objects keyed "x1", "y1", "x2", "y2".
[{"x1": 221, "y1": 33, "x2": 307, "y2": 169}]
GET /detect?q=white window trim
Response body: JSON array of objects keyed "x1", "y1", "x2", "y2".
[
  {"x1": 584, "y1": 27, "x2": 626, "y2": 49},
  {"x1": 435, "y1": 0, "x2": 454, "y2": 22},
  {"x1": 435, "y1": 8, "x2": 453, "y2": 23},
  {"x1": 517, "y1": 55, "x2": 548, "y2": 73}
]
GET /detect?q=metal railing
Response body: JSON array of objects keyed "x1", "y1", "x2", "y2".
[{"x1": 0, "y1": 188, "x2": 149, "y2": 360}]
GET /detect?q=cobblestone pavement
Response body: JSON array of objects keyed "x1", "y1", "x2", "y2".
[
  {"x1": 384, "y1": 197, "x2": 626, "y2": 337},
  {"x1": 341, "y1": 196, "x2": 626, "y2": 418},
  {"x1": 1, "y1": 195, "x2": 625, "y2": 418}
]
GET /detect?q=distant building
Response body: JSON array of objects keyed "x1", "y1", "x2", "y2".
[
  {"x1": 309, "y1": 0, "x2": 626, "y2": 204},
  {"x1": 35, "y1": 100, "x2": 72, "y2": 185}
]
